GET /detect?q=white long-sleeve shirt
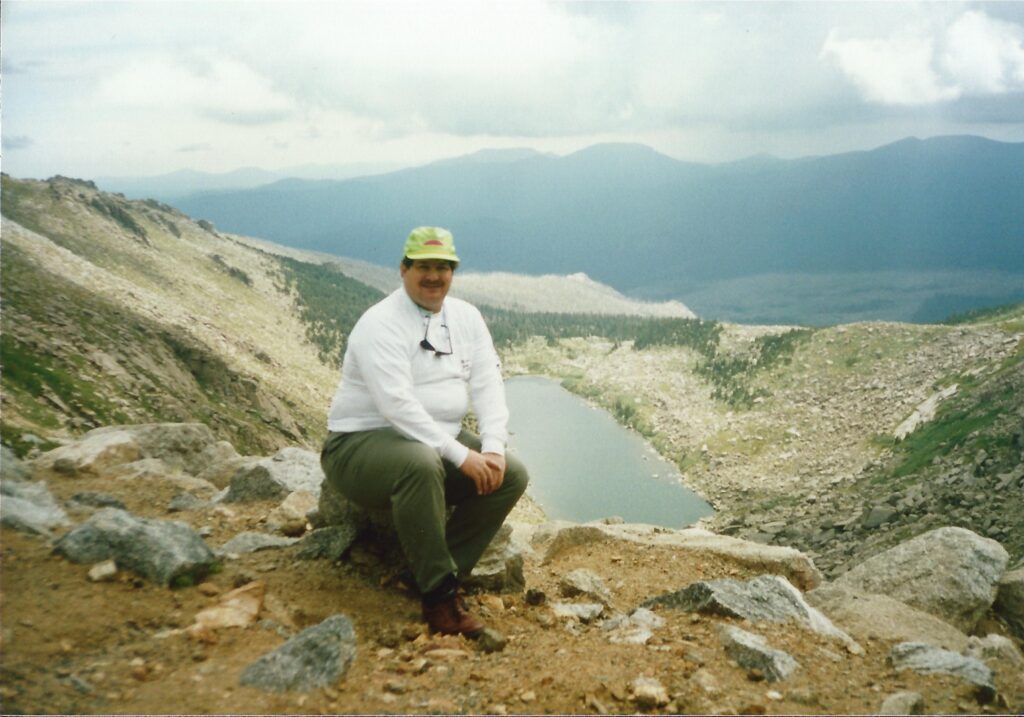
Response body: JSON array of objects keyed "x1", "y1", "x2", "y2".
[{"x1": 326, "y1": 288, "x2": 509, "y2": 467}]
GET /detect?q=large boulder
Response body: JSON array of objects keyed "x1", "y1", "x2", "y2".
[
  {"x1": 53, "y1": 508, "x2": 216, "y2": 586},
  {"x1": 537, "y1": 522, "x2": 822, "y2": 591},
  {"x1": 834, "y1": 527, "x2": 1009, "y2": 633},
  {"x1": 465, "y1": 523, "x2": 526, "y2": 593},
  {"x1": 1, "y1": 478, "x2": 70, "y2": 535},
  {"x1": 806, "y1": 583, "x2": 969, "y2": 652},
  {"x1": 240, "y1": 614, "x2": 357, "y2": 692},
  {"x1": 35, "y1": 423, "x2": 231, "y2": 477},
  {"x1": 223, "y1": 448, "x2": 324, "y2": 503}
]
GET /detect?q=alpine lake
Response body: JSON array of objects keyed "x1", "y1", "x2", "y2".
[{"x1": 504, "y1": 375, "x2": 713, "y2": 528}]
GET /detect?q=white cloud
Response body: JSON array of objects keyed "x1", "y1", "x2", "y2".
[
  {"x1": 822, "y1": 9, "x2": 1024, "y2": 106},
  {"x1": 96, "y1": 55, "x2": 296, "y2": 125},
  {"x1": 822, "y1": 29, "x2": 961, "y2": 105},
  {"x1": 942, "y1": 10, "x2": 1024, "y2": 94}
]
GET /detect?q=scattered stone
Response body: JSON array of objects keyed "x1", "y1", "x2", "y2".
[
  {"x1": 69, "y1": 492, "x2": 127, "y2": 511},
  {"x1": 878, "y1": 690, "x2": 925, "y2": 715},
  {"x1": 192, "y1": 581, "x2": 264, "y2": 631},
  {"x1": 719, "y1": 624, "x2": 800, "y2": 682},
  {"x1": 644, "y1": 574, "x2": 860, "y2": 652},
  {"x1": 87, "y1": 559, "x2": 118, "y2": 582},
  {"x1": 216, "y1": 532, "x2": 298, "y2": 557},
  {"x1": 1, "y1": 446, "x2": 31, "y2": 481},
  {"x1": 36, "y1": 429, "x2": 140, "y2": 477},
  {"x1": 519, "y1": 690, "x2": 536, "y2": 703},
  {"x1": 888, "y1": 642, "x2": 995, "y2": 701},
  {"x1": 168, "y1": 493, "x2": 209, "y2": 513},
  {"x1": 266, "y1": 490, "x2": 317, "y2": 536},
  {"x1": 630, "y1": 676, "x2": 669, "y2": 709},
  {"x1": 964, "y1": 633, "x2": 1024, "y2": 668},
  {"x1": 240, "y1": 614, "x2": 357, "y2": 692},
  {"x1": 223, "y1": 448, "x2": 325, "y2": 503},
  {"x1": 788, "y1": 686, "x2": 818, "y2": 705},
  {"x1": 476, "y1": 628, "x2": 507, "y2": 654},
  {"x1": 525, "y1": 588, "x2": 547, "y2": 606},
  {"x1": 605, "y1": 607, "x2": 664, "y2": 645},
  {"x1": 54, "y1": 508, "x2": 215, "y2": 586},
  {"x1": 861, "y1": 505, "x2": 899, "y2": 529},
  {"x1": 559, "y1": 568, "x2": 613, "y2": 605},
  {"x1": 1, "y1": 478, "x2": 70, "y2": 535},
  {"x1": 551, "y1": 602, "x2": 604, "y2": 624},
  {"x1": 197, "y1": 582, "x2": 221, "y2": 597},
  {"x1": 465, "y1": 524, "x2": 526, "y2": 593},
  {"x1": 296, "y1": 525, "x2": 359, "y2": 561},
  {"x1": 834, "y1": 527, "x2": 1009, "y2": 633}
]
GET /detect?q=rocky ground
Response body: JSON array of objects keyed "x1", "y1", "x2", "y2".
[{"x1": 2, "y1": 425, "x2": 1023, "y2": 715}]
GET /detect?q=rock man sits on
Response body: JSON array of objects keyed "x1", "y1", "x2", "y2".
[{"x1": 320, "y1": 226, "x2": 529, "y2": 636}]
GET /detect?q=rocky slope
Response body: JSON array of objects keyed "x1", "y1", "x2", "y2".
[{"x1": 2, "y1": 427, "x2": 1022, "y2": 714}]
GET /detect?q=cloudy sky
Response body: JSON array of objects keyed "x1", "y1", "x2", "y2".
[{"x1": 3, "y1": 1, "x2": 1024, "y2": 179}]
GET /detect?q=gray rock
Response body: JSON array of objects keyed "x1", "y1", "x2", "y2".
[
  {"x1": 1, "y1": 478, "x2": 70, "y2": 535},
  {"x1": 224, "y1": 448, "x2": 325, "y2": 503},
  {"x1": 862, "y1": 505, "x2": 899, "y2": 529},
  {"x1": 994, "y1": 567, "x2": 1024, "y2": 641},
  {"x1": 35, "y1": 423, "x2": 228, "y2": 478},
  {"x1": 888, "y1": 642, "x2": 995, "y2": 700},
  {"x1": 718, "y1": 624, "x2": 800, "y2": 682},
  {"x1": 877, "y1": 690, "x2": 925, "y2": 715},
  {"x1": 964, "y1": 633, "x2": 1024, "y2": 668},
  {"x1": 239, "y1": 614, "x2": 357, "y2": 692},
  {"x1": 1, "y1": 446, "x2": 31, "y2": 481},
  {"x1": 834, "y1": 527, "x2": 1009, "y2": 632},
  {"x1": 806, "y1": 583, "x2": 970, "y2": 652},
  {"x1": 643, "y1": 574, "x2": 860, "y2": 651},
  {"x1": 559, "y1": 568, "x2": 613, "y2": 606},
  {"x1": 551, "y1": 602, "x2": 604, "y2": 624},
  {"x1": 296, "y1": 525, "x2": 359, "y2": 561},
  {"x1": 167, "y1": 493, "x2": 209, "y2": 512},
  {"x1": 53, "y1": 508, "x2": 215, "y2": 586},
  {"x1": 217, "y1": 532, "x2": 298, "y2": 556},
  {"x1": 69, "y1": 492, "x2": 127, "y2": 511},
  {"x1": 476, "y1": 628, "x2": 508, "y2": 653},
  {"x1": 465, "y1": 523, "x2": 526, "y2": 593}
]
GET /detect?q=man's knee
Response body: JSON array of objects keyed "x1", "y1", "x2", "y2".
[{"x1": 393, "y1": 442, "x2": 446, "y2": 493}]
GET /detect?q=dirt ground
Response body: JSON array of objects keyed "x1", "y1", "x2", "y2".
[{"x1": 2, "y1": 471, "x2": 1023, "y2": 715}]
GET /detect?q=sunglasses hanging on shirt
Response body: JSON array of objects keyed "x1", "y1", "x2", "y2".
[{"x1": 420, "y1": 311, "x2": 453, "y2": 356}]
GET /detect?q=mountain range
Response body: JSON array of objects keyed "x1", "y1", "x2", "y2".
[{"x1": 168, "y1": 136, "x2": 1024, "y2": 323}]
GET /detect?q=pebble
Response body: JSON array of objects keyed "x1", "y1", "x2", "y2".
[
  {"x1": 476, "y1": 628, "x2": 508, "y2": 653},
  {"x1": 88, "y1": 560, "x2": 118, "y2": 582},
  {"x1": 520, "y1": 690, "x2": 536, "y2": 703},
  {"x1": 197, "y1": 582, "x2": 220, "y2": 596}
]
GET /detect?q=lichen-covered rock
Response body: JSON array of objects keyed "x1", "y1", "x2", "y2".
[
  {"x1": 834, "y1": 527, "x2": 1009, "y2": 633},
  {"x1": 644, "y1": 574, "x2": 860, "y2": 652},
  {"x1": 53, "y1": 508, "x2": 215, "y2": 586},
  {"x1": 296, "y1": 525, "x2": 360, "y2": 561},
  {"x1": 718, "y1": 624, "x2": 800, "y2": 682},
  {"x1": 239, "y1": 614, "x2": 357, "y2": 692}
]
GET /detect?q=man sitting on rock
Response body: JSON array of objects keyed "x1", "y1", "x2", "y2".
[{"x1": 320, "y1": 227, "x2": 529, "y2": 637}]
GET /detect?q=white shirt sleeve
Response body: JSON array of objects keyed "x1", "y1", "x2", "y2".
[
  {"x1": 466, "y1": 307, "x2": 510, "y2": 455},
  {"x1": 347, "y1": 316, "x2": 470, "y2": 467}
]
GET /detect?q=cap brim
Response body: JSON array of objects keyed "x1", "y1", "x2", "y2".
[{"x1": 405, "y1": 252, "x2": 460, "y2": 263}]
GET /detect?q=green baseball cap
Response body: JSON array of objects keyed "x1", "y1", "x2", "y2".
[{"x1": 404, "y1": 226, "x2": 460, "y2": 263}]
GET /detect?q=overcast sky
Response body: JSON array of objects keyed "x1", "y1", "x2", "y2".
[{"x1": 3, "y1": 1, "x2": 1024, "y2": 179}]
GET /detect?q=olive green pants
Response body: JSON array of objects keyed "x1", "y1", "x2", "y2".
[{"x1": 320, "y1": 428, "x2": 528, "y2": 595}]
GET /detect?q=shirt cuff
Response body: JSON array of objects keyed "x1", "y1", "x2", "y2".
[
  {"x1": 480, "y1": 436, "x2": 506, "y2": 456},
  {"x1": 443, "y1": 439, "x2": 471, "y2": 467}
]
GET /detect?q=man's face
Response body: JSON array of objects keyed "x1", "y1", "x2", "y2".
[{"x1": 401, "y1": 259, "x2": 455, "y2": 312}]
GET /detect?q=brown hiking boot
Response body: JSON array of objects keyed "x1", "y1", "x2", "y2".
[{"x1": 422, "y1": 595, "x2": 485, "y2": 637}]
